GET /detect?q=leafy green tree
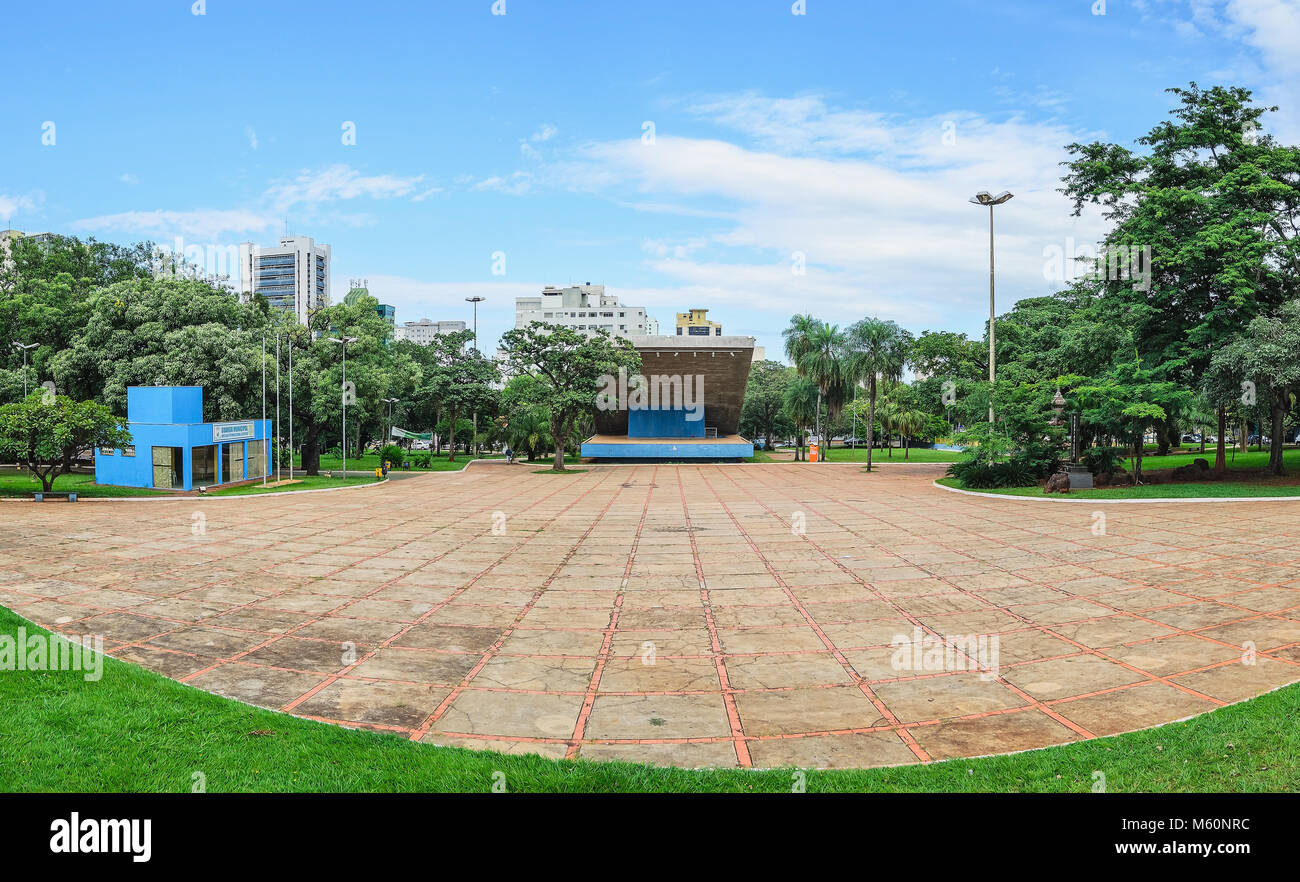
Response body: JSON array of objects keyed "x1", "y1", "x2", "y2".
[
  {"x1": 499, "y1": 375, "x2": 555, "y2": 461},
  {"x1": 499, "y1": 323, "x2": 640, "y2": 471},
  {"x1": 740, "y1": 360, "x2": 794, "y2": 451},
  {"x1": 414, "y1": 329, "x2": 499, "y2": 462},
  {"x1": 50, "y1": 276, "x2": 263, "y2": 416},
  {"x1": 1071, "y1": 357, "x2": 1190, "y2": 484},
  {"x1": 1205, "y1": 299, "x2": 1300, "y2": 475},
  {"x1": 1062, "y1": 83, "x2": 1300, "y2": 468},
  {"x1": 0, "y1": 393, "x2": 130, "y2": 491}
]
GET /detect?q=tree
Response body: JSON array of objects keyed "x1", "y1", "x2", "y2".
[
  {"x1": 0, "y1": 393, "x2": 130, "y2": 492},
  {"x1": 416, "y1": 330, "x2": 499, "y2": 462},
  {"x1": 1205, "y1": 299, "x2": 1300, "y2": 475},
  {"x1": 783, "y1": 317, "x2": 848, "y2": 458},
  {"x1": 844, "y1": 318, "x2": 912, "y2": 471},
  {"x1": 781, "y1": 377, "x2": 819, "y2": 462},
  {"x1": 499, "y1": 323, "x2": 640, "y2": 471},
  {"x1": 1072, "y1": 357, "x2": 1190, "y2": 484},
  {"x1": 499, "y1": 375, "x2": 555, "y2": 461},
  {"x1": 740, "y1": 360, "x2": 794, "y2": 451},
  {"x1": 1062, "y1": 83, "x2": 1300, "y2": 472}
]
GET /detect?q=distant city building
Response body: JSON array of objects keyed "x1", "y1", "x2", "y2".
[
  {"x1": 676, "y1": 308, "x2": 722, "y2": 337},
  {"x1": 343, "y1": 279, "x2": 395, "y2": 324},
  {"x1": 514, "y1": 284, "x2": 657, "y2": 339},
  {"x1": 238, "y1": 236, "x2": 331, "y2": 325},
  {"x1": 394, "y1": 318, "x2": 467, "y2": 345}
]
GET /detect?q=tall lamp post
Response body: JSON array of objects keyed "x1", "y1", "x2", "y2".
[
  {"x1": 382, "y1": 397, "x2": 399, "y2": 445},
  {"x1": 465, "y1": 296, "x2": 486, "y2": 458},
  {"x1": 969, "y1": 190, "x2": 1013, "y2": 425},
  {"x1": 329, "y1": 336, "x2": 358, "y2": 481},
  {"x1": 11, "y1": 342, "x2": 38, "y2": 397}
]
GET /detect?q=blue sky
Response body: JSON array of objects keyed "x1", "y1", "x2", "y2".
[{"x1": 2, "y1": 0, "x2": 1296, "y2": 358}]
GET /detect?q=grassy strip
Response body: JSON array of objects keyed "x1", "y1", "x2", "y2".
[
  {"x1": 206, "y1": 475, "x2": 384, "y2": 496},
  {"x1": 937, "y1": 476, "x2": 1300, "y2": 499},
  {"x1": 0, "y1": 471, "x2": 166, "y2": 498},
  {"x1": 2, "y1": 607, "x2": 1295, "y2": 792}
]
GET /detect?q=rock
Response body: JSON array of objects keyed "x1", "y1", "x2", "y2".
[
  {"x1": 1044, "y1": 472, "x2": 1070, "y2": 494},
  {"x1": 1171, "y1": 458, "x2": 1213, "y2": 481}
]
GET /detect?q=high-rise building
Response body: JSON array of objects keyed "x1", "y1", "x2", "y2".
[
  {"x1": 514, "y1": 284, "x2": 657, "y2": 339},
  {"x1": 676, "y1": 308, "x2": 722, "y2": 337},
  {"x1": 238, "y1": 236, "x2": 331, "y2": 325},
  {"x1": 343, "y1": 279, "x2": 395, "y2": 324},
  {"x1": 393, "y1": 319, "x2": 467, "y2": 345}
]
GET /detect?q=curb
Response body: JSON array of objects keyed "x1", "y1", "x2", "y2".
[{"x1": 932, "y1": 478, "x2": 1300, "y2": 504}]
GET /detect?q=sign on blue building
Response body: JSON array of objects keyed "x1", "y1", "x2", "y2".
[{"x1": 94, "y1": 387, "x2": 272, "y2": 491}]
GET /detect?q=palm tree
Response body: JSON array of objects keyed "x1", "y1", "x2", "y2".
[
  {"x1": 896, "y1": 409, "x2": 930, "y2": 460},
  {"x1": 782, "y1": 377, "x2": 819, "y2": 462},
  {"x1": 845, "y1": 318, "x2": 912, "y2": 471},
  {"x1": 877, "y1": 397, "x2": 901, "y2": 458},
  {"x1": 784, "y1": 316, "x2": 846, "y2": 460}
]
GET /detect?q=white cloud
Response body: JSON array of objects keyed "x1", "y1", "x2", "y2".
[
  {"x1": 245, "y1": 126, "x2": 259, "y2": 150},
  {"x1": 264, "y1": 164, "x2": 425, "y2": 211},
  {"x1": 530, "y1": 124, "x2": 558, "y2": 143},
  {"x1": 550, "y1": 96, "x2": 1108, "y2": 337},
  {"x1": 70, "y1": 209, "x2": 276, "y2": 239},
  {"x1": 472, "y1": 172, "x2": 533, "y2": 195},
  {"x1": 118, "y1": 173, "x2": 139, "y2": 185},
  {"x1": 1223, "y1": 0, "x2": 1300, "y2": 139},
  {"x1": 0, "y1": 191, "x2": 42, "y2": 221}
]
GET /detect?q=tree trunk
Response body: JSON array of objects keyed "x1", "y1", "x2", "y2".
[
  {"x1": 814, "y1": 390, "x2": 823, "y2": 463},
  {"x1": 302, "y1": 428, "x2": 322, "y2": 476},
  {"x1": 446, "y1": 406, "x2": 458, "y2": 461},
  {"x1": 866, "y1": 378, "x2": 876, "y2": 472},
  {"x1": 1215, "y1": 407, "x2": 1226, "y2": 476},
  {"x1": 1134, "y1": 429, "x2": 1144, "y2": 484},
  {"x1": 551, "y1": 419, "x2": 567, "y2": 471},
  {"x1": 1270, "y1": 403, "x2": 1286, "y2": 476}
]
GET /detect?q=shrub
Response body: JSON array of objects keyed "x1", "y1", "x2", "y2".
[
  {"x1": 379, "y1": 444, "x2": 405, "y2": 467},
  {"x1": 413, "y1": 452, "x2": 432, "y2": 469},
  {"x1": 946, "y1": 456, "x2": 1040, "y2": 489},
  {"x1": 1082, "y1": 445, "x2": 1128, "y2": 476}
]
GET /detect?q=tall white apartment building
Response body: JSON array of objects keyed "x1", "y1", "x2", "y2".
[
  {"x1": 514, "y1": 284, "x2": 657, "y2": 339},
  {"x1": 393, "y1": 319, "x2": 468, "y2": 345},
  {"x1": 238, "y1": 236, "x2": 331, "y2": 325}
]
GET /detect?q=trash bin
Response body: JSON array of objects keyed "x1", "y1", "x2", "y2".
[{"x1": 809, "y1": 443, "x2": 819, "y2": 463}]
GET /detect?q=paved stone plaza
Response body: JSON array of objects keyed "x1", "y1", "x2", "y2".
[{"x1": 4, "y1": 462, "x2": 1300, "y2": 769}]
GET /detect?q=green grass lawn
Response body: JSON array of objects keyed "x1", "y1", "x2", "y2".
[
  {"x1": 0, "y1": 470, "x2": 166, "y2": 498},
  {"x1": 822, "y1": 445, "x2": 965, "y2": 463},
  {"x1": 206, "y1": 474, "x2": 384, "y2": 495},
  {"x1": 936, "y1": 476, "x2": 1300, "y2": 499},
  {"x1": 938, "y1": 446, "x2": 1300, "y2": 499},
  {"x1": 3, "y1": 606, "x2": 1296, "y2": 792}
]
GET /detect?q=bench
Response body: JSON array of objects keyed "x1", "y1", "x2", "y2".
[{"x1": 33, "y1": 491, "x2": 78, "y2": 502}]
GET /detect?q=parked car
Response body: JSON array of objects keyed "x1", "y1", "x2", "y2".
[{"x1": 1179, "y1": 433, "x2": 1201, "y2": 444}]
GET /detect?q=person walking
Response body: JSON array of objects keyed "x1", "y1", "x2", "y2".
[{"x1": 504, "y1": 446, "x2": 514, "y2": 464}]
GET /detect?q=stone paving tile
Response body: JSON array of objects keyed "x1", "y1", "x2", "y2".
[{"x1": 5, "y1": 461, "x2": 1300, "y2": 768}]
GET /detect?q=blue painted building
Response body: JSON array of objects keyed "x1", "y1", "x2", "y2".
[{"x1": 94, "y1": 387, "x2": 272, "y2": 491}]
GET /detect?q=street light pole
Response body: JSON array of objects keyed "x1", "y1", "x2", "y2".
[
  {"x1": 465, "y1": 296, "x2": 486, "y2": 458},
  {"x1": 11, "y1": 342, "x2": 38, "y2": 398},
  {"x1": 329, "y1": 336, "x2": 358, "y2": 481},
  {"x1": 970, "y1": 191, "x2": 1013, "y2": 426}
]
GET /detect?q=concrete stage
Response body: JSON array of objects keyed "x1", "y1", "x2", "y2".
[{"x1": 581, "y1": 433, "x2": 754, "y2": 460}]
